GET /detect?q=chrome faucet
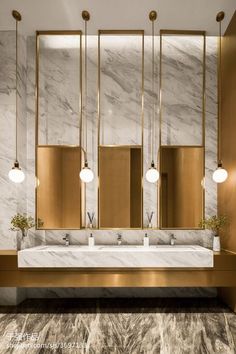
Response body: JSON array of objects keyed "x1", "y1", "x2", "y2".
[
  {"x1": 170, "y1": 234, "x2": 176, "y2": 246},
  {"x1": 63, "y1": 233, "x2": 70, "y2": 247},
  {"x1": 117, "y1": 233, "x2": 122, "y2": 246}
]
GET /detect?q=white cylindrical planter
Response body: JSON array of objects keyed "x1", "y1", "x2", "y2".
[{"x1": 213, "y1": 236, "x2": 221, "y2": 252}]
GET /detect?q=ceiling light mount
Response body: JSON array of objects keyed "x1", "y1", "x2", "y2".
[
  {"x1": 216, "y1": 11, "x2": 225, "y2": 22},
  {"x1": 149, "y1": 10, "x2": 157, "y2": 22},
  {"x1": 12, "y1": 10, "x2": 22, "y2": 22},
  {"x1": 82, "y1": 10, "x2": 90, "y2": 22}
]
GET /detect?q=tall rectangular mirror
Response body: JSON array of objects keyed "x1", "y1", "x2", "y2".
[
  {"x1": 160, "y1": 146, "x2": 204, "y2": 229},
  {"x1": 37, "y1": 146, "x2": 85, "y2": 229},
  {"x1": 99, "y1": 146, "x2": 142, "y2": 228}
]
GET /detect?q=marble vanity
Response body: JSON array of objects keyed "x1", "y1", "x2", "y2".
[{"x1": 18, "y1": 245, "x2": 213, "y2": 268}]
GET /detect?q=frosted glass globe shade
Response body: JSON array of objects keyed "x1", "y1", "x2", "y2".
[
  {"x1": 8, "y1": 166, "x2": 25, "y2": 183},
  {"x1": 146, "y1": 167, "x2": 159, "y2": 183},
  {"x1": 80, "y1": 166, "x2": 94, "y2": 183},
  {"x1": 212, "y1": 167, "x2": 228, "y2": 183}
]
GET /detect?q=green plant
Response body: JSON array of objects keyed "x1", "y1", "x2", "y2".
[
  {"x1": 199, "y1": 215, "x2": 228, "y2": 234},
  {"x1": 10, "y1": 213, "x2": 43, "y2": 236}
]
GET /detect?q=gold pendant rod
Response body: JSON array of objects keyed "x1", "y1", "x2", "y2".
[
  {"x1": 216, "y1": 11, "x2": 225, "y2": 165},
  {"x1": 149, "y1": 10, "x2": 157, "y2": 163},
  {"x1": 12, "y1": 10, "x2": 21, "y2": 162},
  {"x1": 82, "y1": 10, "x2": 90, "y2": 162}
]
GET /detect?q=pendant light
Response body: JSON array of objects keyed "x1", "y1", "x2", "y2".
[
  {"x1": 8, "y1": 10, "x2": 25, "y2": 184},
  {"x1": 146, "y1": 11, "x2": 160, "y2": 184},
  {"x1": 212, "y1": 11, "x2": 228, "y2": 184},
  {"x1": 79, "y1": 10, "x2": 94, "y2": 183}
]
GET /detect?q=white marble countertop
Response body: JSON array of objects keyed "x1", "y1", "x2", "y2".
[{"x1": 18, "y1": 245, "x2": 213, "y2": 268}]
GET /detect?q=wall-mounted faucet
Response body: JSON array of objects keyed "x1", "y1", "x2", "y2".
[
  {"x1": 170, "y1": 233, "x2": 176, "y2": 246},
  {"x1": 63, "y1": 233, "x2": 70, "y2": 247},
  {"x1": 117, "y1": 232, "x2": 122, "y2": 246}
]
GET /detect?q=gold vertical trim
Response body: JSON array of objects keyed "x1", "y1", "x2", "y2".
[
  {"x1": 97, "y1": 30, "x2": 144, "y2": 229},
  {"x1": 97, "y1": 31, "x2": 101, "y2": 228},
  {"x1": 202, "y1": 34, "x2": 206, "y2": 224},
  {"x1": 35, "y1": 32, "x2": 39, "y2": 227},
  {"x1": 79, "y1": 31, "x2": 83, "y2": 147},
  {"x1": 158, "y1": 30, "x2": 206, "y2": 230},
  {"x1": 141, "y1": 31, "x2": 144, "y2": 229}
]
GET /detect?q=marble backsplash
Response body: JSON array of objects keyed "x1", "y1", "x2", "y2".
[{"x1": 25, "y1": 34, "x2": 217, "y2": 248}]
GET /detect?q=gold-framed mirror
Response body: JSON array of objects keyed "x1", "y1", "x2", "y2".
[
  {"x1": 98, "y1": 30, "x2": 144, "y2": 229},
  {"x1": 35, "y1": 31, "x2": 85, "y2": 229},
  {"x1": 159, "y1": 30, "x2": 206, "y2": 229}
]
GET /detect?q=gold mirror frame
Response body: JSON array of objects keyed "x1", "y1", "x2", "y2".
[
  {"x1": 35, "y1": 31, "x2": 85, "y2": 230},
  {"x1": 98, "y1": 30, "x2": 144, "y2": 229},
  {"x1": 158, "y1": 30, "x2": 206, "y2": 230}
]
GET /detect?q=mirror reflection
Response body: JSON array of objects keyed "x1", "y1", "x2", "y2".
[
  {"x1": 37, "y1": 146, "x2": 85, "y2": 229},
  {"x1": 99, "y1": 146, "x2": 142, "y2": 228},
  {"x1": 160, "y1": 146, "x2": 204, "y2": 229}
]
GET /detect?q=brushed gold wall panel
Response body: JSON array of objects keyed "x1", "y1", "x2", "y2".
[
  {"x1": 160, "y1": 147, "x2": 204, "y2": 228},
  {"x1": 219, "y1": 11, "x2": 236, "y2": 253}
]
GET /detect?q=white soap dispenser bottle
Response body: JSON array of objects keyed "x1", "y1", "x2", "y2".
[
  {"x1": 143, "y1": 233, "x2": 149, "y2": 247},
  {"x1": 88, "y1": 233, "x2": 95, "y2": 247}
]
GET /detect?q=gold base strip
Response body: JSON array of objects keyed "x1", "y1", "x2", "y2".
[{"x1": 1, "y1": 270, "x2": 236, "y2": 288}]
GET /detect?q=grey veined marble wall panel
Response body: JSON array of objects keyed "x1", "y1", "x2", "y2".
[
  {"x1": 0, "y1": 31, "x2": 27, "y2": 305},
  {"x1": 100, "y1": 35, "x2": 143, "y2": 146},
  {"x1": 38, "y1": 35, "x2": 81, "y2": 145},
  {"x1": 161, "y1": 36, "x2": 204, "y2": 146},
  {"x1": 0, "y1": 32, "x2": 27, "y2": 249}
]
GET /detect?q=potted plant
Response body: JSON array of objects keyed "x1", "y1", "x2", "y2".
[
  {"x1": 199, "y1": 215, "x2": 228, "y2": 251},
  {"x1": 10, "y1": 213, "x2": 43, "y2": 249}
]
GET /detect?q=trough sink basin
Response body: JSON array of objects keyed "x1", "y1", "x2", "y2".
[{"x1": 18, "y1": 245, "x2": 213, "y2": 268}]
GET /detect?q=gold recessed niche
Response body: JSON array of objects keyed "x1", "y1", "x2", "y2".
[
  {"x1": 98, "y1": 30, "x2": 144, "y2": 229},
  {"x1": 35, "y1": 31, "x2": 85, "y2": 229},
  {"x1": 158, "y1": 30, "x2": 206, "y2": 229}
]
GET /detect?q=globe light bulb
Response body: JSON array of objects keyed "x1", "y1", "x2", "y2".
[
  {"x1": 146, "y1": 162, "x2": 159, "y2": 183},
  {"x1": 212, "y1": 165, "x2": 228, "y2": 183},
  {"x1": 8, "y1": 162, "x2": 25, "y2": 183},
  {"x1": 80, "y1": 162, "x2": 94, "y2": 183}
]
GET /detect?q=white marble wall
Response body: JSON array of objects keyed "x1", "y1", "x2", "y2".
[
  {"x1": 0, "y1": 31, "x2": 27, "y2": 304},
  {"x1": 0, "y1": 32, "x2": 218, "y2": 301}
]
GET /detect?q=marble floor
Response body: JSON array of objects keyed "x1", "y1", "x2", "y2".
[{"x1": 0, "y1": 298, "x2": 235, "y2": 354}]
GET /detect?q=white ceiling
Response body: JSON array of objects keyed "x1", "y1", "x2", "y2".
[{"x1": 0, "y1": 0, "x2": 235, "y2": 36}]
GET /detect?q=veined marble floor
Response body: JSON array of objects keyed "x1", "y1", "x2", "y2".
[{"x1": 0, "y1": 298, "x2": 235, "y2": 354}]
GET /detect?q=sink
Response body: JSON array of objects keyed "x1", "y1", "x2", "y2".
[{"x1": 18, "y1": 245, "x2": 213, "y2": 268}]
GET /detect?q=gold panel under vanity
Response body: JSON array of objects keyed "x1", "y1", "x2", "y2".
[
  {"x1": 160, "y1": 146, "x2": 204, "y2": 229},
  {"x1": 36, "y1": 146, "x2": 85, "y2": 229},
  {"x1": 99, "y1": 146, "x2": 142, "y2": 228}
]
